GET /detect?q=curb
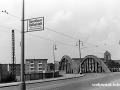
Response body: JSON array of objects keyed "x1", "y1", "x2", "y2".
[
  {"x1": 26, "y1": 74, "x2": 84, "y2": 84},
  {"x1": 0, "y1": 74, "x2": 84, "y2": 88}
]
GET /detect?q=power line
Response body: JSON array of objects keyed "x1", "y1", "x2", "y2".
[
  {"x1": 1, "y1": 10, "x2": 20, "y2": 19},
  {"x1": 45, "y1": 27, "x2": 107, "y2": 51},
  {"x1": 25, "y1": 33, "x2": 78, "y2": 48},
  {"x1": 25, "y1": 33, "x2": 104, "y2": 55},
  {"x1": 0, "y1": 24, "x2": 21, "y2": 33},
  {"x1": 45, "y1": 27, "x2": 78, "y2": 40},
  {"x1": 0, "y1": 10, "x2": 108, "y2": 51},
  {"x1": 0, "y1": 22, "x2": 107, "y2": 53},
  {"x1": 82, "y1": 41, "x2": 106, "y2": 51},
  {"x1": 26, "y1": 33, "x2": 104, "y2": 55},
  {"x1": 0, "y1": 23, "x2": 105, "y2": 55},
  {"x1": 0, "y1": 24, "x2": 80, "y2": 48},
  {"x1": 45, "y1": 25, "x2": 105, "y2": 50},
  {"x1": 82, "y1": 48, "x2": 103, "y2": 55},
  {"x1": 8, "y1": 13, "x2": 21, "y2": 19}
]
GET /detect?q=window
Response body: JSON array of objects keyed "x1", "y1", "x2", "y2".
[
  {"x1": 39, "y1": 64, "x2": 42, "y2": 67},
  {"x1": 31, "y1": 64, "x2": 34, "y2": 67},
  {"x1": 31, "y1": 61, "x2": 34, "y2": 64},
  {"x1": 39, "y1": 61, "x2": 42, "y2": 64},
  {"x1": 31, "y1": 68, "x2": 34, "y2": 70},
  {"x1": 39, "y1": 68, "x2": 42, "y2": 71},
  {"x1": 39, "y1": 68, "x2": 42, "y2": 70}
]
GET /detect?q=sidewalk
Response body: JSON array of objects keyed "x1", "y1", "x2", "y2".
[
  {"x1": 0, "y1": 74, "x2": 84, "y2": 88},
  {"x1": 26, "y1": 74, "x2": 84, "y2": 84}
]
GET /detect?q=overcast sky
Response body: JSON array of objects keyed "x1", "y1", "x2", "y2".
[{"x1": 0, "y1": 0, "x2": 120, "y2": 64}]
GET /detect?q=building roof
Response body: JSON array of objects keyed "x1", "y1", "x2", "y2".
[
  {"x1": 112, "y1": 60, "x2": 120, "y2": 64},
  {"x1": 99, "y1": 58, "x2": 104, "y2": 61},
  {"x1": 72, "y1": 58, "x2": 84, "y2": 63},
  {"x1": 104, "y1": 51, "x2": 111, "y2": 55},
  {"x1": 26, "y1": 59, "x2": 48, "y2": 61},
  {"x1": 72, "y1": 58, "x2": 84, "y2": 60}
]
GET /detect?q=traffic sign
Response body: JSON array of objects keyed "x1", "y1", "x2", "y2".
[{"x1": 27, "y1": 17, "x2": 44, "y2": 32}]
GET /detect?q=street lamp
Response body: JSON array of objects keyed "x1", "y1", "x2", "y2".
[
  {"x1": 53, "y1": 43, "x2": 57, "y2": 78},
  {"x1": 76, "y1": 40, "x2": 83, "y2": 74}
]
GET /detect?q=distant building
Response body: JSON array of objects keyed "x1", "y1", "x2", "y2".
[
  {"x1": 47, "y1": 61, "x2": 59, "y2": 72},
  {"x1": 8, "y1": 64, "x2": 21, "y2": 76},
  {"x1": 72, "y1": 58, "x2": 82, "y2": 64},
  {"x1": 104, "y1": 51, "x2": 111, "y2": 62},
  {"x1": 47, "y1": 63, "x2": 54, "y2": 71},
  {"x1": 25, "y1": 59, "x2": 48, "y2": 74}
]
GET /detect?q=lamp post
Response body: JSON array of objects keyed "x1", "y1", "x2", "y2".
[
  {"x1": 20, "y1": 0, "x2": 26, "y2": 90},
  {"x1": 53, "y1": 43, "x2": 57, "y2": 78},
  {"x1": 76, "y1": 40, "x2": 83, "y2": 74}
]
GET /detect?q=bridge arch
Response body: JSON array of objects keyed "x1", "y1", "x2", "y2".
[
  {"x1": 59, "y1": 55, "x2": 79, "y2": 74},
  {"x1": 81, "y1": 55, "x2": 111, "y2": 73}
]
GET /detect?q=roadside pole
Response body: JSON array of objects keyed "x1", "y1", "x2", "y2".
[
  {"x1": 53, "y1": 44, "x2": 57, "y2": 78},
  {"x1": 20, "y1": 0, "x2": 26, "y2": 90},
  {"x1": 76, "y1": 40, "x2": 83, "y2": 74}
]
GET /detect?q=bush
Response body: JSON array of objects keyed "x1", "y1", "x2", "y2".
[{"x1": 1, "y1": 73, "x2": 16, "y2": 83}]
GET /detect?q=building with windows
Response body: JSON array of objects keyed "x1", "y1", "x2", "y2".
[{"x1": 25, "y1": 59, "x2": 48, "y2": 74}]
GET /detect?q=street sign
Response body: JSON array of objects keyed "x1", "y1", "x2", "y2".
[{"x1": 27, "y1": 17, "x2": 44, "y2": 32}]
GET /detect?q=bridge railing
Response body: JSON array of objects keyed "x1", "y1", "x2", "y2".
[{"x1": 109, "y1": 68, "x2": 120, "y2": 72}]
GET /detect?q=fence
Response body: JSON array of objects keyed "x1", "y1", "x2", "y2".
[{"x1": 25, "y1": 71, "x2": 59, "y2": 81}]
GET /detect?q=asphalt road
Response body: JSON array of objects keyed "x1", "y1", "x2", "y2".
[
  {"x1": 1, "y1": 72, "x2": 120, "y2": 90},
  {"x1": 28, "y1": 72, "x2": 120, "y2": 90},
  {"x1": 91, "y1": 74, "x2": 120, "y2": 90}
]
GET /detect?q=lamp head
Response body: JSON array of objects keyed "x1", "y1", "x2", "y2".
[{"x1": 55, "y1": 45, "x2": 57, "y2": 50}]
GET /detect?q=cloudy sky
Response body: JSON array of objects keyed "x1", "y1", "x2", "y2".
[{"x1": 0, "y1": 0, "x2": 120, "y2": 64}]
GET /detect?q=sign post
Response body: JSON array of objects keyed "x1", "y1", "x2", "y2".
[
  {"x1": 20, "y1": 1, "x2": 44, "y2": 90},
  {"x1": 20, "y1": 0, "x2": 26, "y2": 90}
]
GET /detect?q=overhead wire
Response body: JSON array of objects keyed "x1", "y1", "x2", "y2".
[
  {"x1": 0, "y1": 11, "x2": 109, "y2": 51},
  {"x1": 0, "y1": 23, "x2": 103, "y2": 55},
  {"x1": 0, "y1": 24, "x2": 21, "y2": 33},
  {"x1": 45, "y1": 27, "x2": 107, "y2": 51},
  {"x1": 82, "y1": 48, "x2": 103, "y2": 55},
  {"x1": 0, "y1": 10, "x2": 107, "y2": 50},
  {"x1": 0, "y1": 24, "x2": 78, "y2": 48},
  {"x1": 0, "y1": 3, "x2": 117, "y2": 53},
  {"x1": 45, "y1": 27, "x2": 78, "y2": 40},
  {"x1": 0, "y1": 11, "x2": 110, "y2": 55},
  {"x1": 0, "y1": 10, "x2": 21, "y2": 19}
]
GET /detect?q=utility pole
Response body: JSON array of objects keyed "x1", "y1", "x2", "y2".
[
  {"x1": 53, "y1": 43, "x2": 57, "y2": 78},
  {"x1": 78, "y1": 40, "x2": 81, "y2": 61},
  {"x1": 11, "y1": 30, "x2": 16, "y2": 77},
  {"x1": 76, "y1": 40, "x2": 83, "y2": 74},
  {"x1": 20, "y1": 0, "x2": 26, "y2": 90}
]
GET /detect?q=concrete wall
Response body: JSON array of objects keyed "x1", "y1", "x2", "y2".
[{"x1": 25, "y1": 71, "x2": 59, "y2": 81}]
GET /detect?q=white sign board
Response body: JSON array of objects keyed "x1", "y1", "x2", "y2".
[{"x1": 27, "y1": 17, "x2": 44, "y2": 32}]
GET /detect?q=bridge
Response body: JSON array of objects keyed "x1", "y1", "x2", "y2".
[
  {"x1": 59, "y1": 55, "x2": 111, "y2": 74},
  {"x1": 0, "y1": 55, "x2": 119, "y2": 90}
]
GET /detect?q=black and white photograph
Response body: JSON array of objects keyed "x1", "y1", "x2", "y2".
[{"x1": 0, "y1": 0, "x2": 120, "y2": 90}]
